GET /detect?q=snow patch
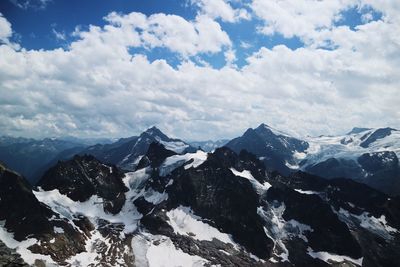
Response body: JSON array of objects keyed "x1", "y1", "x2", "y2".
[
  {"x1": 131, "y1": 233, "x2": 208, "y2": 267},
  {"x1": 160, "y1": 150, "x2": 208, "y2": 176},
  {"x1": 294, "y1": 189, "x2": 320, "y2": 195},
  {"x1": 230, "y1": 168, "x2": 271, "y2": 193},
  {"x1": 307, "y1": 247, "x2": 363, "y2": 266},
  {"x1": 34, "y1": 186, "x2": 141, "y2": 235},
  {"x1": 337, "y1": 208, "x2": 398, "y2": 238},
  {"x1": 166, "y1": 206, "x2": 236, "y2": 246},
  {"x1": 53, "y1": 226, "x2": 64, "y2": 234},
  {"x1": 157, "y1": 138, "x2": 189, "y2": 154}
]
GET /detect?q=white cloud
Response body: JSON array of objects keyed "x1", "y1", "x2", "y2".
[
  {"x1": 251, "y1": 0, "x2": 359, "y2": 41},
  {"x1": 0, "y1": 13, "x2": 12, "y2": 44},
  {"x1": 191, "y1": 0, "x2": 250, "y2": 23},
  {"x1": 0, "y1": 6, "x2": 399, "y2": 140},
  {"x1": 102, "y1": 12, "x2": 231, "y2": 57}
]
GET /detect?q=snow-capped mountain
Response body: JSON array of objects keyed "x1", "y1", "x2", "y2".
[
  {"x1": 189, "y1": 139, "x2": 229, "y2": 152},
  {"x1": 225, "y1": 124, "x2": 400, "y2": 196},
  {"x1": 1, "y1": 143, "x2": 400, "y2": 266},
  {"x1": 81, "y1": 126, "x2": 196, "y2": 171},
  {"x1": 300, "y1": 127, "x2": 400, "y2": 195},
  {"x1": 225, "y1": 123, "x2": 309, "y2": 175}
]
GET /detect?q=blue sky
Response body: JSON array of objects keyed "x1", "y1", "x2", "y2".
[
  {"x1": 1, "y1": 0, "x2": 377, "y2": 68},
  {"x1": 0, "y1": 0, "x2": 399, "y2": 140}
]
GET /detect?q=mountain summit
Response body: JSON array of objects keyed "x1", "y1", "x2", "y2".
[
  {"x1": 80, "y1": 126, "x2": 195, "y2": 171},
  {"x1": 225, "y1": 123, "x2": 309, "y2": 175}
]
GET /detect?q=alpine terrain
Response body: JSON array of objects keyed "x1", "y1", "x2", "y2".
[{"x1": 0, "y1": 126, "x2": 399, "y2": 267}]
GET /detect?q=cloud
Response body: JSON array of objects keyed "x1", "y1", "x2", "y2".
[
  {"x1": 251, "y1": 0, "x2": 351, "y2": 39},
  {"x1": 102, "y1": 12, "x2": 232, "y2": 57},
  {"x1": 0, "y1": 13, "x2": 12, "y2": 44},
  {"x1": 52, "y1": 28, "x2": 66, "y2": 41},
  {"x1": 0, "y1": 5, "x2": 399, "y2": 140},
  {"x1": 191, "y1": 0, "x2": 251, "y2": 23},
  {"x1": 9, "y1": 0, "x2": 52, "y2": 10}
]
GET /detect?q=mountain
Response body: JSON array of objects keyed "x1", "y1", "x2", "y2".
[
  {"x1": 301, "y1": 127, "x2": 400, "y2": 196},
  {"x1": 0, "y1": 137, "x2": 86, "y2": 184},
  {"x1": 80, "y1": 126, "x2": 196, "y2": 171},
  {"x1": 0, "y1": 136, "x2": 113, "y2": 185},
  {"x1": 1, "y1": 144, "x2": 399, "y2": 266},
  {"x1": 225, "y1": 123, "x2": 309, "y2": 175},
  {"x1": 0, "y1": 163, "x2": 90, "y2": 266},
  {"x1": 225, "y1": 124, "x2": 400, "y2": 196},
  {"x1": 189, "y1": 139, "x2": 229, "y2": 152}
]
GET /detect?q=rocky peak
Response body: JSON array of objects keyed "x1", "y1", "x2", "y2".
[
  {"x1": 38, "y1": 155, "x2": 128, "y2": 214},
  {"x1": 141, "y1": 126, "x2": 169, "y2": 140}
]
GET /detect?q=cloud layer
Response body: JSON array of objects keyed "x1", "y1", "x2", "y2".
[{"x1": 0, "y1": 1, "x2": 399, "y2": 140}]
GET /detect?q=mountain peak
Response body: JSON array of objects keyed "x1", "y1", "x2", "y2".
[
  {"x1": 256, "y1": 123, "x2": 271, "y2": 131},
  {"x1": 255, "y1": 123, "x2": 290, "y2": 137},
  {"x1": 143, "y1": 126, "x2": 168, "y2": 138}
]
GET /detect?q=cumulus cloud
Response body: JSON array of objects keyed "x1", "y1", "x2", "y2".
[
  {"x1": 0, "y1": 3, "x2": 399, "y2": 140},
  {"x1": 251, "y1": 0, "x2": 352, "y2": 40},
  {"x1": 250, "y1": 0, "x2": 400, "y2": 46},
  {"x1": 101, "y1": 12, "x2": 231, "y2": 57},
  {"x1": 191, "y1": 0, "x2": 250, "y2": 23},
  {"x1": 0, "y1": 13, "x2": 12, "y2": 44}
]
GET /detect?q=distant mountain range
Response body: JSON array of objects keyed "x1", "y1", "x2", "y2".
[
  {"x1": 0, "y1": 136, "x2": 112, "y2": 184},
  {"x1": 1, "y1": 124, "x2": 399, "y2": 197},
  {"x1": 189, "y1": 139, "x2": 229, "y2": 152}
]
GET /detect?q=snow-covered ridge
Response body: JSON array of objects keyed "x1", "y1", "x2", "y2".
[{"x1": 297, "y1": 128, "x2": 400, "y2": 169}]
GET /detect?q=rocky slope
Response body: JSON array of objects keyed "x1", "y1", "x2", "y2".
[{"x1": 1, "y1": 143, "x2": 399, "y2": 266}]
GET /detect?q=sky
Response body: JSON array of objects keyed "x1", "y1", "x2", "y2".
[{"x1": 0, "y1": 0, "x2": 399, "y2": 140}]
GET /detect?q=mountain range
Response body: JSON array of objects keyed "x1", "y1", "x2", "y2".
[{"x1": 0, "y1": 124, "x2": 399, "y2": 266}]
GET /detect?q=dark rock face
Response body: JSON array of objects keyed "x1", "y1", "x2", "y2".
[
  {"x1": 226, "y1": 123, "x2": 309, "y2": 175},
  {"x1": 166, "y1": 147, "x2": 273, "y2": 259},
  {"x1": 269, "y1": 170, "x2": 400, "y2": 267},
  {"x1": 0, "y1": 164, "x2": 87, "y2": 264},
  {"x1": 0, "y1": 164, "x2": 54, "y2": 241},
  {"x1": 266, "y1": 186, "x2": 362, "y2": 258},
  {"x1": 38, "y1": 155, "x2": 128, "y2": 214},
  {"x1": 357, "y1": 152, "x2": 400, "y2": 196},
  {"x1": 360, "y1": 128, "x2": 396, "y2": 148},
  {"x1": 358, "y1": 151, "x2": 399, "y2": 172}
]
